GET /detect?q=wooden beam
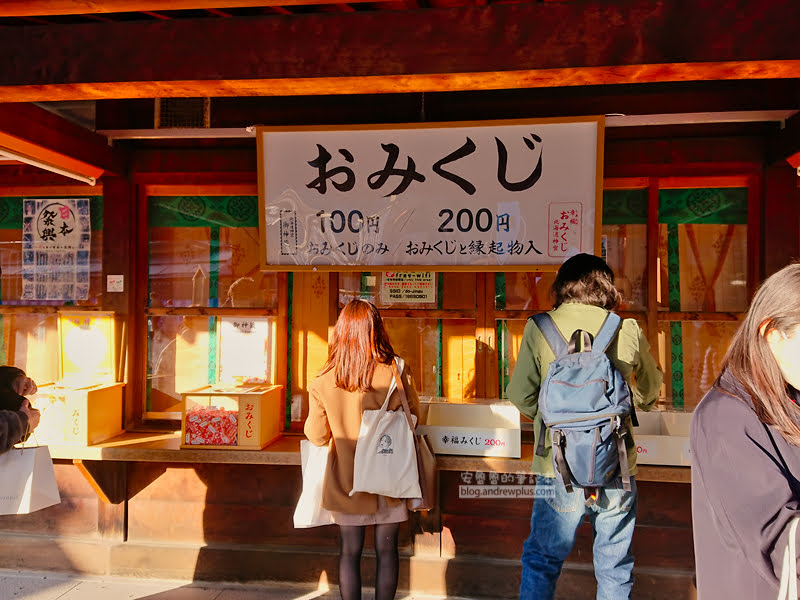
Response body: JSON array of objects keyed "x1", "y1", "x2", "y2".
[
  {"x1": 130, "y1": 148, "x2": 256, "y2": 178},
  {"x1": 0, "y1": 1, "x2": 799, "y2": 101},
  {"x1": 74, "y1": 459, "x2": 127, "y2": 504},
  {"x1": 0, "y1": 103, "x2": 126, "y2": 177},
  {"x1": 605, "y1": 136, "x2": 765, "y2": 177},
  {"x1": 195, "y1": 81, "x2": 800, "y2": 128},
  {"x1": 5, "y1": 65, "x2": 800, "y2": 104},
  {"x1": 0, "y1": 0, "x2": 374, "y2": 15}
]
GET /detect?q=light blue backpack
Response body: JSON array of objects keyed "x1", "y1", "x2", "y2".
[{"x1": 532, "y1": 312, "x2": 635, "y2": 497}]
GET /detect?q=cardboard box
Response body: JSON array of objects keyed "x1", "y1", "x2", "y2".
[
  {"x1": 632, "y1": 411, "x2": 692, "y2": 466},
  {"x1": 30, "y1": 311, "x2": 125, "y2": 446},
  {"x1": 181, "y1": 384, "x2": 283, "y2": 450},
  {"x1": 417, "y1": 400, "x2": 521, "y2": 458}
]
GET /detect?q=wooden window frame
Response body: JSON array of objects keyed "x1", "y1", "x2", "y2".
[
  {"x1": 487, "y1": 175, "x2": 760, "y2": 410},
  {"x1": 135, "y1": 184, "x2": 289, "y2": 426}
]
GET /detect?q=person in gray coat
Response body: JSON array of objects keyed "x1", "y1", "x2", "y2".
[
  {"x1": 0, "y1": 402, "x2": 39, "y2": 454},
  {"x1": 691, "y1": 262, "x2": 800, "y2": 598}
]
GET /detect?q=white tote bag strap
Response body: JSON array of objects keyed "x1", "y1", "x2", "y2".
[
  {"x1": 378, "y1": 358, "x2": 401, "y2": 411},
  {"x1": 778, "y1": 516, "x2": 800, "y2": 599}
]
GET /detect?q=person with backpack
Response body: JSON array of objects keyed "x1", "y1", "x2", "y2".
[{"x1": 507, "y1": 253, "x2": 663, "y2": 600}]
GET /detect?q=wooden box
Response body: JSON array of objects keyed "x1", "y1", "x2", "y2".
[
  {"x1": 417, "y1": 399, "x2": 521, "y2": 458},
  {"x1": 632, "y1": 411, "x2": 692, "y2": 466},
  {"x1": 181, "y1": 384, "x2": 283, "y2": 449},
  {"x1": 32, "y1": 382, "x2": 125, "y2": 446},
  {"x1": 30, "y1": 311, "x2": 125, "y2": 446}
]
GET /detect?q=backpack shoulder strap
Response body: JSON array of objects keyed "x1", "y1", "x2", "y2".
[
  {"x1": 531, "y1": 313, "x2": 569, "y2": 358},
  {"x1": 592, "y1": 312, "x2": 622, "y2": 356}
]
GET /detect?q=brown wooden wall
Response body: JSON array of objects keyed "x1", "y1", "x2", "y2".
[{"x1": 0, "y1": 460, "x2": 695, "y2": 598}]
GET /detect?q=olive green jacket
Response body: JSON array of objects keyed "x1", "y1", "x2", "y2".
[{"x1": 506, "y1": 303, "x2": 663, "y2": 477}]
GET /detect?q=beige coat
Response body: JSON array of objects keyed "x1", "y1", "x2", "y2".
[{"x1": 305, "y1": 361, "x2": 421, "y2": 514}]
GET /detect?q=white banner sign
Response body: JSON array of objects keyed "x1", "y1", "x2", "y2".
[{"x1": 258, "y1": 118, "x2": 603, "y2": 269}]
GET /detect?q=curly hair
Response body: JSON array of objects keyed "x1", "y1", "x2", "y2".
[{"x1": 551, "y1": 253, "x2": 620, "y2": 310}]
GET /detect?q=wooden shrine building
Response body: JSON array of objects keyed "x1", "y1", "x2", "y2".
[{"x1": 0, "y1": 1, "x2": 798, "y2": 598}]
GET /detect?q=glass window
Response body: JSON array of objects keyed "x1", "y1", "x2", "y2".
[
  {"x1": 336, "y1": 272, "x2": 479, "y2": 400},
  {"x1": 148, "y1": 314, "x2": 279, "y2": 413},
  {"x1": 658, "y1": 187, "x2": 749, "y2": 409},
  {"x1": 148, "y1": 196, "x2": 278, "y2": 309},
  {"x1": 0, "y1": 196, "x2": 103, "y2": 386},
  {"x1": 602, "y1": 189, "x2": 649, "y2": 312},
  {"x1": 0, "y1": 312, "x2": 60, "y2": 383},
  {"x1": 146, "y1": 196, "x2": 281, "y2": 418},
  {"x1": 658, "y1": 188, "x2": 748, "y2": 313},
  {"x1": 0, "y1": 196, "x2": 103, "y2": 306},
  {"x1": 496, "y1": 185, "x2": 751, "y2": 411}
]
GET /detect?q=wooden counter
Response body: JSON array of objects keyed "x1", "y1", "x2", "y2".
[
  {"x1": 20, "y1": 431, "x2": 693, "y2": 598},
  {"x1": 49, "y1": 431, "x2": 690, "y2": 483}
]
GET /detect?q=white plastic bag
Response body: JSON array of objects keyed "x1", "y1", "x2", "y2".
[
  {"x1": 350, "y1": 357, "x2": 421, "y2": 499},
  {"x1": 293, "y1": 439, "x2": 334, "y2": 528},
  {"x1": 0, "y1": 445, "x2": 61, "y2": 515}
]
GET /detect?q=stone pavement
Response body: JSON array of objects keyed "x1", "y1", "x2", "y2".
[{"x1": 0, "y1": 569, "x2": 476, "y2": 600}]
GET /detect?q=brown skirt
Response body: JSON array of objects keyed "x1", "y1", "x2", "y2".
[{"x1": 330, "y1": 495, "x2": 408, "y2": 526}]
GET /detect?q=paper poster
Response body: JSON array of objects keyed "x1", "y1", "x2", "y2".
[
  {"x1": 22, "y1": 198, "x2": 91, "y2": 301},
  {"x1": 218, "y1": 317, "x2": 271, "y2": 382},
  {"x1": 381, "y1": 271, "x2": 436, "y2": 304}
]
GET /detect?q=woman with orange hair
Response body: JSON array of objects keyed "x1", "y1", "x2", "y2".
[{"x1": 305, "y1": 299, "x2": 421, "y2": 600}]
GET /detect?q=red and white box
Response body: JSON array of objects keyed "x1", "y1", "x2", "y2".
[{"x1": 180, "y1": 384, "x2": 283, "y2": 450}]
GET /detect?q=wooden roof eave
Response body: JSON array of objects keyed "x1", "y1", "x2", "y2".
[
  {"x1": 0, "y1": 0, "x2": 374, "y2": 16},
  {"x1": 0, "y1": 1, "x2": 799, "y2": 101},
  {"x1": 0, "y1": 103, "x2": 127, "y2": 179}
]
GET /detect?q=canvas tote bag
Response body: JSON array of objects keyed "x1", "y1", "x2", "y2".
[
  {"x1": 350, "y1": 357, "x2": 421, "y2": 499},
  {"x1": 0, "y1": 444, "x2": 61, "y2": 515},
  {"x1": 293, "y1": 438, "x2": 335, "y2": 528}
]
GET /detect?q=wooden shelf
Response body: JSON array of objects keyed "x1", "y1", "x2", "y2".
[{"x1": 52, "y1": 433, "x2": 690, "y2": 483}]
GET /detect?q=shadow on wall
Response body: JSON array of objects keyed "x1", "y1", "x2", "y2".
[
  {"x1": 439, "y1": 472, "x2": 698, "y2": 599},
  {"x1": 0, "y1": 459, "x2": 93, "y2": 593},
  {"x1": 127, "y1": 460, "x2": 416, "y2": 599},
  {"x1": 439, "y1": 468, "x2": 530, "y2": 600}
]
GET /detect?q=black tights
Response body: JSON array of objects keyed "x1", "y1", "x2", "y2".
[{"x1": 338, "y1": 522, "x2": 401, "y2": 600}]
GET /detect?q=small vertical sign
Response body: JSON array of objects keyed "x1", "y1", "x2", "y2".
[{"x1": 548, "y1": 203, "x2": 582, "y2": 258}]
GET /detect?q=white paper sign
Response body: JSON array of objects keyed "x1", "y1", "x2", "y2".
[
  {"x1": 107, "y1": 275, "x2": 124, "y2": 292},
  {"x1": 381, "y1": 271, "x2": 436, "y2": 304},
  {"x1": 218, "y1": 318, "x2": 271, "y2": 381},
  {"x1": 258, "y1": 118, "x2": 602, "y2": 269},
  {"x1": 636, "y1": 439, "x2": 659, "y2": 461}
]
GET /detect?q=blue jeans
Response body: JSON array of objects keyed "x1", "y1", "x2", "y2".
[{"x1": 519, "y1": 476, "x2": 637, "y2": 600}]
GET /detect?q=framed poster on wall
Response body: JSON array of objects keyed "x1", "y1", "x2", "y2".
[{"x1": 257, "y1": 116, "x2": 604, "y2": 271}]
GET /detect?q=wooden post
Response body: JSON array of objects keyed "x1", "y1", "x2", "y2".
[
  {"x1": 646, "y1": 178, "x2": 659, "y2": 354},
  {"x1": 74, "y1": 459, "x2": 127, "y2": 541},
  {"x1": 762, "y1": 164, "x2": 800, "y2": 278},
  {"x1": 102, "y1": 176, "x2": 135, "y2": 427}
]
